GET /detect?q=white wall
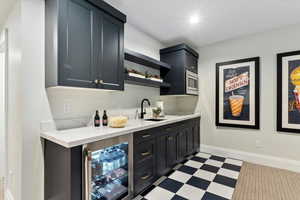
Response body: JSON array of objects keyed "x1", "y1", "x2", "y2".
[
  {"x1": 3, "y1": 2, "x2": 22, "y2": 200},
  {"x1": 124, "y1": 22, "x2": 164, "y2": 60},
  {"x1": 20, "y1": 0, "x2": 52, "y2": 200},
  {"x1": 198, "y1": 25, "x2": 300, "y2": 162},
  {"x1": 125, "y1": 24, "x2": 162, "y2": 60},
  {"x1": 0, "y1": 30, "x2": 6, "y2": 179}
]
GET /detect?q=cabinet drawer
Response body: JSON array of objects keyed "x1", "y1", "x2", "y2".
[
  {"x1": 162, "y1": 124, "x2": 179, "y2": 133},
  {"x1": 135, "y1": 139, "x2": 155, "y2": 164},
  {"x1": 134, "y1": 128, "x2": 158, "y2": 143},
  {"x1": 134, "y1": 160, "x2": 156, "y2": 195}
]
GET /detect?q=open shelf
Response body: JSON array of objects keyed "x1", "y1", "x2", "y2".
[
  {"x1": 125, "y1": 49, "x2": 171, "y2": 71},
  {"x1": 125, "y1": 75, "x2": 171, "y2": 88}
]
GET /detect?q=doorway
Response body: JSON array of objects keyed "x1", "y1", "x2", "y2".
[{"x1": 0, "y1": 29, "x2": 8, "y2": 199}]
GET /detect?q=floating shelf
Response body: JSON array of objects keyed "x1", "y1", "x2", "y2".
[
  {"x1": 125, "y1": 49, "x2": 171, "y2": 71},
  {"x1": 125, "y1": 75, "x2": 171, "y2": 88}
]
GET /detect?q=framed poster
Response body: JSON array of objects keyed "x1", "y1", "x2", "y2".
[
  {"x1": 277, "y1": 50, "x2": 300, "y2": 133},
  {"x1": 216, "y1": 57, "x2": 260, "y2": 129}
]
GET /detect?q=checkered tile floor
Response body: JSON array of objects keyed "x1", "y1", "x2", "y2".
[{"x1": 134, "y1": 152, "x2": 243, "y2": 200}]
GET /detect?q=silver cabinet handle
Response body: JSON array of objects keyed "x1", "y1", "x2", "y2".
[{"x1": 142, "y1": 134, "x2": 151, "y2": 138}]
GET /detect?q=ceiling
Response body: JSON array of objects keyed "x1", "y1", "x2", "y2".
[
  {"x1": 0, "y1": 0, "x2": 17, "y2": 28},
  {"x1": 104, "y1": 0, "x2": 300, "y2": 48}
]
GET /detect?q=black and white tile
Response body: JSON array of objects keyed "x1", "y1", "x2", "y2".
[{"x1": 134, "y1": 152, "x2": 243, "y2": 200}]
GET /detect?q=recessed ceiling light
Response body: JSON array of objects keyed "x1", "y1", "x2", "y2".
[{"x1": 189, "y1": 15, "x2": 200, "y2": 25}]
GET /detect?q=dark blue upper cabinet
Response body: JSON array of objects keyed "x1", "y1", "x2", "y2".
[
  {"x1": 45, "y1": 0, "x2": 126, "y2": 91},
  {"x1": 59, "y1": 0, "x2": 97, "y2": 88},
  {"x1": 160, "y1": 44, "x2": 199, "y2": 96},
  {"x1": 100, "y1": 12, "x2": 124, "y2": 90}
]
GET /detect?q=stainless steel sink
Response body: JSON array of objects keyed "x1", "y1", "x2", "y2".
[{"x1": 144, "y1": 118, "x2": 166, "y2": 122}]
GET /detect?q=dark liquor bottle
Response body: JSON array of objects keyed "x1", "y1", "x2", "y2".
[
  {"x1": 102, "y1": 110, "x2": 108, "y2": 126},
  {"x1": 94, "y1": 110, "x2": 100, "y2": 127}
]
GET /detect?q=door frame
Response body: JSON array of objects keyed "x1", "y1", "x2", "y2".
[{"x1": 0, "y1": 28, "x2": 8, "y2": 194}]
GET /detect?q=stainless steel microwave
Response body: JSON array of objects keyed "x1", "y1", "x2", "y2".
[{"x1": 186, "y1": 70, "x2": 199, "y2": 95}]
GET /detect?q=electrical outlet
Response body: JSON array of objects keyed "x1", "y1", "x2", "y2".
[
  {"x1": 255, "y1": 140, "x2": 263, "y2": 148},
  {"x1": 63, "y1": 100, "x2": 72, "y2": 114}
]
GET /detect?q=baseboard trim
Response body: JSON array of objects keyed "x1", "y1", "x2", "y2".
[
  {"x1": 5, "y1": 189, "x2": 13, "y2": 200},
  {"x1": 201, "y1": 144, "x2": 300, "y2": 173}
]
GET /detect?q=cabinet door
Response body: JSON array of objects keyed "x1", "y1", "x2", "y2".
[
  {"x1": 193, "y1": 120, "x2": 200, "y2": 153},
  {"x1": 166, "y1": 133, "x2": 177, "y2": 168},
  {"x1": 176, "y1": 130, "x2": 187, "y2": 163},
  {"x1": 186, "y1": 126, "x2": 194, "y2": 155},
  {"x1": 59, "y1": 0, "x2": 97, "y2": 88},
  {"x1": 98, "y1": 12, "x2": 124, "y2": 90},
  {"x1": 156, "y1": 134, "x2": 168, "y2": 177}
]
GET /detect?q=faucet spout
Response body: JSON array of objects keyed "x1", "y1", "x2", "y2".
[{"x1": 141, "y1": 99, "x2": 151, "y2": 119}]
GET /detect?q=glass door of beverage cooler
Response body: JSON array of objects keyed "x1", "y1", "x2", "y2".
[{"x1": 84, "y1": 135, "x2": 133, "y2": 200}]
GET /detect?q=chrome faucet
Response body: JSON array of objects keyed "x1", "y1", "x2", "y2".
[{"x1": 140, "y1": 99, "x2": 151, "y2": 119}]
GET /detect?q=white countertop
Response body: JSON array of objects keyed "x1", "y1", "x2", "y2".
[{"x1": 41, "y1": 114, "x2": 201, "y2": 148}]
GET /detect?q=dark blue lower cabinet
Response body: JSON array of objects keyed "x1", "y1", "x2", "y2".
[
  {"x1": 44, "y1": 118, "x2": 200, "y2": 200},
  {"x1": 44, "y1": 141, "x2": 82, "y2": 200},
  {"x1": 133, "y1": 117, "x2": 200, "y2": 196}
]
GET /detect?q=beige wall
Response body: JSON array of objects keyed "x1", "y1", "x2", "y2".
[
  {"x1": 0, "y1": 0, "x2": 18, "y2": 29},
  {"x1": 198, "y1": 25, "x2": 300, "y2": 161}
]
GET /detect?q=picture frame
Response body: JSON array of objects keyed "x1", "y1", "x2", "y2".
[
  {"x1": 277, "y1": 50, "x2": 300, "y2": 133},
  {"x1": 216, "y1": 57, "x2": 260, "y2": 129}
]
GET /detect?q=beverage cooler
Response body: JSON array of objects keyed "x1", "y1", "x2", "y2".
[{"x1": 83, "y1": 135, "x2": 133, "y2": 200}]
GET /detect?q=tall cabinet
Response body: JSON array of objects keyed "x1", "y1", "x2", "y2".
[
  {"x1": 160, "y1": 44, "x2": 199, "y2": 95},
  {"x1": 46, "y1": 0, "x2": 126, "y2": 90}
]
